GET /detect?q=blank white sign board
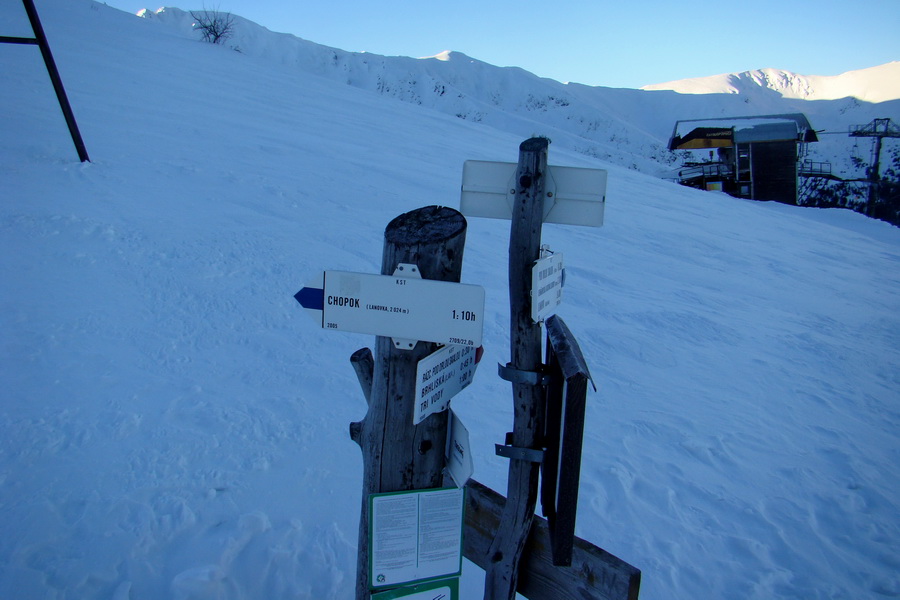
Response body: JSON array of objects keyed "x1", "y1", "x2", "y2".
[{"x1": 460, "y1": 160, "x2": 606, "y2": 227}]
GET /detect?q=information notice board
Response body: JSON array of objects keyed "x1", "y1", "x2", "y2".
[
  {"x1": 371, "y1": 577, "x2": 459, "y2": 599},
  {"x1": 369, "y1": 487, "x2": 464, "y2": 590}
]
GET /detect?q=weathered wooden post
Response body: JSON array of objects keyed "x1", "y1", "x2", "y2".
[
  {"x1": 457, "y1": 137, "x2": 640, "y2": 600},
  {"x1": 485, "y1": 137, "x2": 550, "y2": 600},
  {"x1": 348, "y1": 205, "x2": 469, "y2": 599},
  {"x1": 294, "y1": 140, "x2": 639, "y2": 600}
]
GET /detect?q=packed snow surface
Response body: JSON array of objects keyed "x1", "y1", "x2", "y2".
[{"x1": 2, "y1": 2, "x2": 899, "y2": 600}]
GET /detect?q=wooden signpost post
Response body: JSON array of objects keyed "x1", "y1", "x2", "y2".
[
  {"x1": 348, "y1": 206, "x2": 474, "y2": 599},
  {"x1": 293, "y1": 141, "x2": 640, "y2": 600},
  {"x1": 297, "y1": 205, "x2": 481, "y2": 599},
  {"x1": 459, "y1": 137, "x2": 640, "y2": 600},
  {"x1": 483, "y1": 137, "x2": 550, "y2": 600}
]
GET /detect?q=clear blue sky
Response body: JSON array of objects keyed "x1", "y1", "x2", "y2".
[{"x1": 102, "y1": 0, "x2": 898, "y2": 89}]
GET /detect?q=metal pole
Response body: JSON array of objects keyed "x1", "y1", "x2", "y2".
[
  {"x1": 867, "y1": 135, "x2": 883, "y2": 215},
  {"x1": 21, "y1": 0, "x2": 90, "y2": 162}
]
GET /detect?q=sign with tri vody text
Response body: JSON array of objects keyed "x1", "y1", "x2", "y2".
[{"x1": 414, "y1": 345, "x2": 479, "y2": 425}]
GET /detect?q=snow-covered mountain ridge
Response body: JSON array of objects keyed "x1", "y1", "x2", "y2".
[
  {"x1": 2, "y1": 2, "x2": 899, "y2": 600},
  {"x1": 642, "y1": 62, "x2": 900, "y2": 103},
  {"x1": 136, "y1": 7, "x2": 899, "y2": 180}
]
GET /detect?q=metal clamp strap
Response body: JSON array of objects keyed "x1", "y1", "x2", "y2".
[
  {"x1": 497, "y1": 362, "x2": 550, "y2": 386},
  {"x1": 495, "y1": 444, "x2": 544, "y2": 463}
]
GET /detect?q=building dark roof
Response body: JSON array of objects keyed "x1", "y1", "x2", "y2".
[{"x1": 668, "y1": 114, "x2": 819, "y2": 150}]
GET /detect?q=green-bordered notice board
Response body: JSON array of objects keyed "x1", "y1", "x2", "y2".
[
  {"x1": 372, "y1": 577, "x2": 459, "y2": 599},
  {"x1": 369, "y1": 487, "x2": 464, "y2": 589}
]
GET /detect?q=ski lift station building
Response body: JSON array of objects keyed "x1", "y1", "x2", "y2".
[{"x1": 668, "y1": 113, "x2": 819, "y2": 204}]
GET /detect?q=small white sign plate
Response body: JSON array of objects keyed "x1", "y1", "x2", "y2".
[
  {"x1": 531, "y1": 252, "x2": 564, "y2": 322},
  {"x1": 446, "y1": 409, "x2": 473, "y2": 488},
  {"x1": 414, "y1": 345, "x2": 478, "y2": 425},
  {"x1": 460, "y1": 160, "x2": 607, "y2": 227},
  {"x1": 321, "y1": 270, "x2": 484, "y2": 347}
]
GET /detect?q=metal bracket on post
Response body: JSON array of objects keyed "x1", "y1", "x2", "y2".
[
  {"x1": 495, "y1": 442, "x2": 544, "y2": 463},
  {"x1": 497, "y1": 362, "x2": 550, "y2": 386}
]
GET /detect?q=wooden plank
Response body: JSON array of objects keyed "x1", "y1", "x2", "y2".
[
  {"x1": 545, "y1": 315, "x2": 594, "y2": 385},
  {"x1": 464, "y1": 479, "x2": 641, "y2": 600},
  {"x1": 544, "y1": 371, "x2": 587, "y2": 566},
  {"x1": 542, "y1": 315, "x2": 594, "y2": 565}
]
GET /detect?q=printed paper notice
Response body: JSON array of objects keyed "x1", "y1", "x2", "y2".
[
  {"x1": 369, "y1": 488, "x2": 464, "y2": 589},
  {"x1": 531, "y1": 252, "x2": 564, "y2": 322},
  {"x1": 445, "y1": 410, "x2": 473, "y2": 488}
]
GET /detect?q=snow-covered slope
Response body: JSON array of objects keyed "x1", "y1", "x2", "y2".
[
  {"x1": 133, "y1": 7, "x2": 900, "y2": 183},
  {"x1": 641, "y1": 62, "x2": 900, "y2": 103},
  {"x1": 2, "y1": 2, "x2": 899, "y2": 600}
]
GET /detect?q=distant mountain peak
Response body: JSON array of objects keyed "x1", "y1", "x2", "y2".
[
  {"x1": 641, "y1": 62, "x2": 900, "y2": 103},
  {"x1": 427, "y1": 50, "x2": 455, "y2": 61}
]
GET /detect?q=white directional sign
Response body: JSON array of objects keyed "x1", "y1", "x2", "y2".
[
  {"x1": 531, "y1": 252, "x2": 564, "y2": 322},
  {"x1": 295, "y1": 266, "x2": 484, "y2": 348},
  {"x1": 414, "y1": 345, "x2": 478, "y2": 425},
  {"x1": 460, "y1": 160, "x2": 607, "y2": 227}
]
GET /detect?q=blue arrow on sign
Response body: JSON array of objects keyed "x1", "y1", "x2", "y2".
[{"x1": 294, "y1": 286, "x2": 324, "y2": 310}]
